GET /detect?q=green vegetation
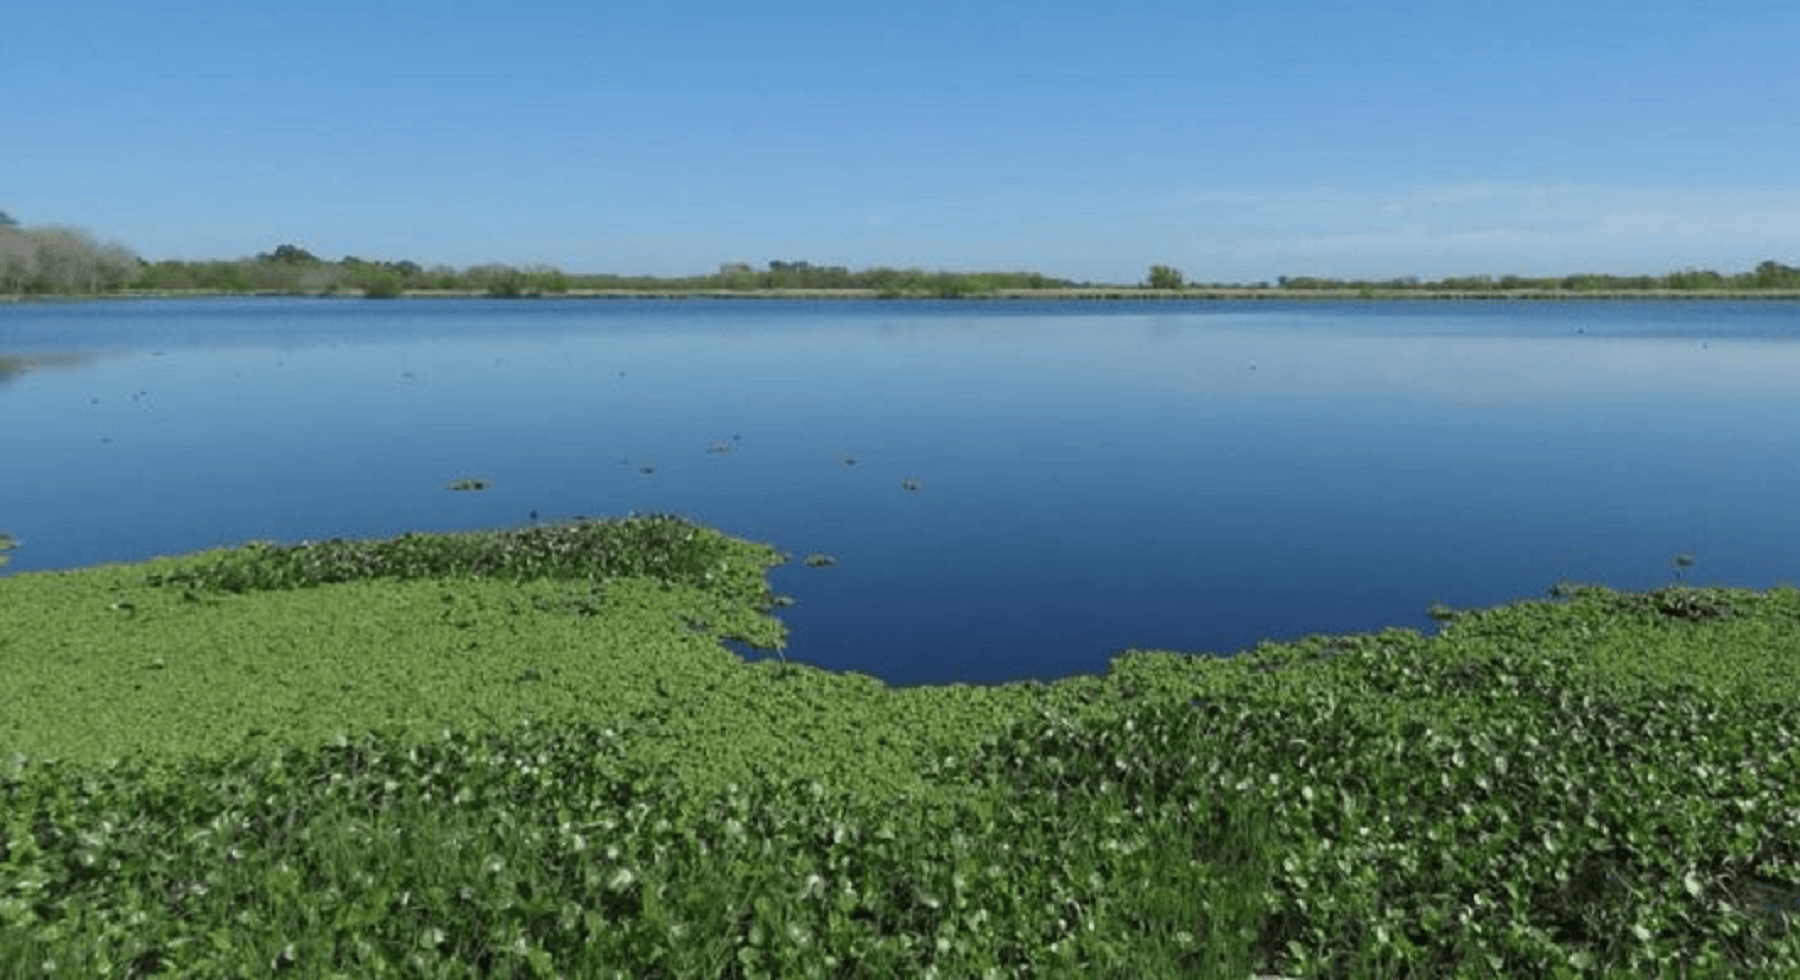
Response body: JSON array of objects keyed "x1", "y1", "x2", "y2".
[
  {"x1": 1146, "y1": 264, "x2": 1185, "y2": 290},
  {"x1": 1269, "y1": 260, "x2": 1800, "y2": 295},
  {"x1": 7, "y1": 205, "x2": 1800, "y2": 300},
  {"x1": 117, "y1": 251, "x2": 1073, "y2": 299},
  {"x1": 4, "y1": 516, "x2": 1798, "y2": 977},
  {"x1": 0, "y1": 221, "x2": 138, "y2": 295}
]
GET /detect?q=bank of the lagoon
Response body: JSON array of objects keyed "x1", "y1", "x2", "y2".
[
  {"x1": 42, "y1": 286, "x2": 1800, "y2": 302},
  {"x1": 4, "y1": 517, "x2": 1797, "y2": 978}
]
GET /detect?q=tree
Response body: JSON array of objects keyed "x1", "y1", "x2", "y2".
[
  {"x1": 0, "y1": 210, "x2": 17, "y2": 228},
  {"x1": 260, "y1": 244, "x2": 321, "y2": 264},
  {"x1": 1146, "y1": 264, "x2": 1184, "y2": 290}
]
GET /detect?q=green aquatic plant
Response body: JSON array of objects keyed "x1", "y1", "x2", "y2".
[
  {"x1": 140, "y1": 513, "x2": 775, "y2": 600},
  {"x1": 10, "y1": 533, "x2": 1800, "y2": 977}
]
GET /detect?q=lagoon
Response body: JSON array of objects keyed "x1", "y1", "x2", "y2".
[{"x1": 4, "y1": 296, "x2": 1799, "y2": 687}]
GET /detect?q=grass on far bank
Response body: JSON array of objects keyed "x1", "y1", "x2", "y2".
[{"x1": 3, "y1": 515, "x2": 1798, "y2": 978}]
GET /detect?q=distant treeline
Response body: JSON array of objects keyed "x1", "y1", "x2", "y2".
[
  {"x1": 131, "y1": 245, "x2": 577, "y2": 299},
  {"x1": 6, "y1": 209, "x2": 1800, "y2": 298},
  {"x1": 128, "y1": 250, "x2": 1076, "y2": 298},
  {"x1": 1269, "y1": 262, "x2": 1800, "y2": 293},
  {"x1": 0, "y1": 214, "x2": 140, "y2": 295}
]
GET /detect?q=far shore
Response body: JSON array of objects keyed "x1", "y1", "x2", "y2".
[{"x1": 13, "y1": 286, "x2": 1800, "y2": 303}]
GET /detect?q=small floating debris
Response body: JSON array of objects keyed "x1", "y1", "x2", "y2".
[
  {"x1": 638, "y1": 459, "x2": 658, "y2": 476},
  {"x1": 445, "y1": 478, "x2": 490, "y2": 491},
  {"x1": 901, "y1": 477, "x2": 923, "y2": 492},
  {"x1": 706, "y1": 440, "x2": 734, "y2": 454},
  {"x1": 770, "y1": 594, "x2": 797, "y2": 608},
  {"x1": 803, "y1": 553, "x2": 836, "y2": 568},
  {"x1": 1672, "y1": 551, "x2": 1697, "y2": 581},
  {"x1": 840, "y1": 454, "x2": 859, "y2": 467}
]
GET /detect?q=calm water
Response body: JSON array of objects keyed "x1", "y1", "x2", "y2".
[{"x1": 5, "y1": 297, "x2": 1800, "y2": 687}]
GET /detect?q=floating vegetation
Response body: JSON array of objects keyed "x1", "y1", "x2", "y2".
[
  {"x1": 901, "y1": 477, "x2": 923, "y2": 492},
  {"x1": 142, "y1": 512, "x2": 772, "y2": 595},
  {"x1": 9, "y1": 568, "x2": 1800, "y2": 976},
  {"x1": 0, "y1": 531, "x2": 16, "y2": 568},
  {"x1": 445, "y1": 478, "x2": 490, "y2": 491},
  {"x1": 706, "y1": 440, "x2": 734, "y2": 455},
  {"x1": 769, "y1": 593, "x2": 797, "y2": 607},
  {"x1": 802, "y1": 553, "x2": 836, "y2": 568}
]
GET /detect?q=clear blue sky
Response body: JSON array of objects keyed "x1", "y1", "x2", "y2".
[{"x1": 9, "y1": 0, "x2": 1797, "y2": 284}]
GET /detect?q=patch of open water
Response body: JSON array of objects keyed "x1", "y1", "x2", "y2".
[{"x1": 5, "y1": 297, "x2": 1799, "y2": 686}]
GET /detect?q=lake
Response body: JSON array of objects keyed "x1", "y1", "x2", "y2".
[{"x1": 5, "y1": 296, "x2": 1799, "y2": 688}]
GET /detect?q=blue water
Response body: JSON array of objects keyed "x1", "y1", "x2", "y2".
[{"x1": 5, "y1": 297, "x2": 1799, "y2": 687}]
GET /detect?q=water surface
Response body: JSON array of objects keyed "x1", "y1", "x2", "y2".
[{"x1": 5, "y1": 297, "x2": 1798, "y2": 686}]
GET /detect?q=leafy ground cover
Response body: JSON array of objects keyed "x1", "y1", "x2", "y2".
[{"x1": 3, "y1": 516, "x2": 1798, "y2": 977}]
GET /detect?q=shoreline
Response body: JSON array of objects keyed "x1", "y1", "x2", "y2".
[{"x1": 13, "y1": 286, "x2": 1800, "y2": 303}]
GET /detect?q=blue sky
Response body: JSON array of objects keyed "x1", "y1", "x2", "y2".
[{"x1": 8, "y1": 0, "x2": 1797, "y2": 283}]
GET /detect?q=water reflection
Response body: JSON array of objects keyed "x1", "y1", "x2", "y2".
[{"x1": 0, "y1": 352, "x2": 94, "y2": 385}]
